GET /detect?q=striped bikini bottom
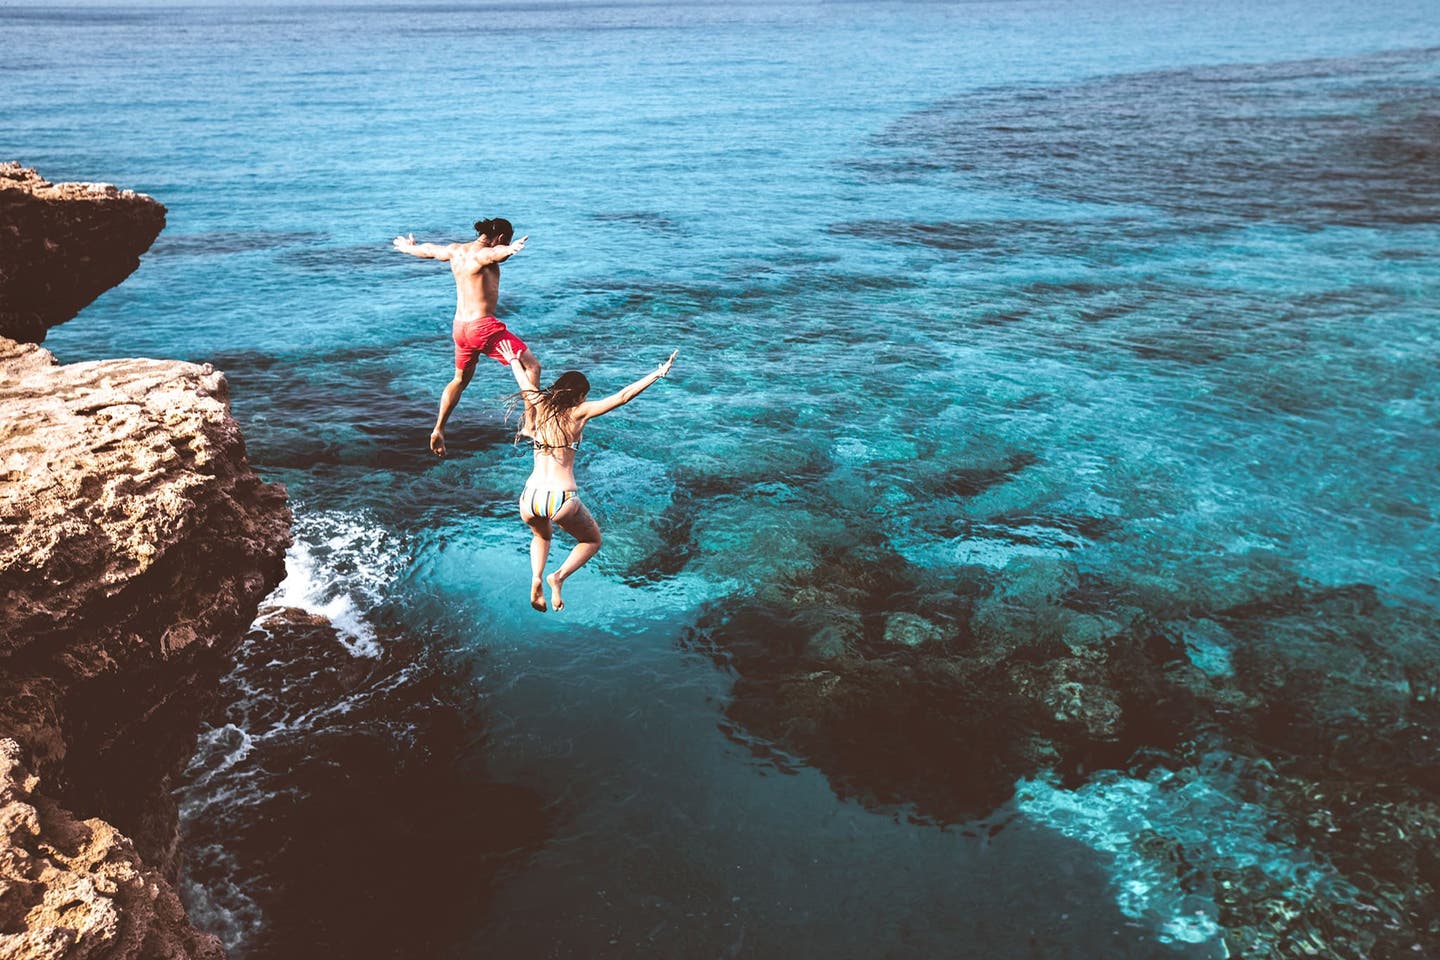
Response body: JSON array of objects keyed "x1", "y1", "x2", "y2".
[{"x1": 522, "y1": 486, "x2": 578, "y2": 520}]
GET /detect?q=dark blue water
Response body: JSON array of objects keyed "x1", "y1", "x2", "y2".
[{"x1": 6, "y1": 1, "x2": 1439, "y2": 956}]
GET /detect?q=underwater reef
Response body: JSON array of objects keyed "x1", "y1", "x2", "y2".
[{"x1": 686, "y1": 458, "x2": 1440, "y2": 958}]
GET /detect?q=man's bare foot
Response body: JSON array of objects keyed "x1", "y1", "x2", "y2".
[
  {"x1": 546, "y1": 572, "x2": 565, "y2": 611},
  {"x1": 530, "y1": 579, "x2": 547, "y2": 612},
  {"x1": 430, "y1": 429, "x2": 446, "y2": 458}
]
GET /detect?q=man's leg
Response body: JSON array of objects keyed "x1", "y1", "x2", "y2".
[{"x1": 432, "y1": 361, "x2": 476, "y2": 457}]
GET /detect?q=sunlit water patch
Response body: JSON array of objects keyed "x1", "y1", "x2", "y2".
[{"x1": 1017, "y1": 762, "x2": 1349, "y2": 953}]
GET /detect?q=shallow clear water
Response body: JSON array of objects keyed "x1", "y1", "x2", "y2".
[{"x1": 6, "y1": 1, "x2": 1439, "y2": 956}]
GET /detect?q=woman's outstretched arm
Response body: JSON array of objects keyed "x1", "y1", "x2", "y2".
[
  {"x1": 496, "y1": 340, "x2": 542, "y2": 431},
  {"x1": 497, "y1": 340, "x2": 540, "y2": 393},
  {"x1": 576, "y1": 350, "x2": 678, "y2": 421}
]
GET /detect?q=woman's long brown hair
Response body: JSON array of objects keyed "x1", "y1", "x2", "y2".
[{"x1": 514, "y1": 371, "x2": 590, "y2": 449}]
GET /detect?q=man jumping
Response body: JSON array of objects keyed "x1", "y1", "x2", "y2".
[{"x1": 393, "y1": 217, "x2": 538, "y2": 458}]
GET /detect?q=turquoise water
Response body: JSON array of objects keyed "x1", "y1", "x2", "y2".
[{"x1": 7, "y1": 1, "x2": 1440, "y2": 956}]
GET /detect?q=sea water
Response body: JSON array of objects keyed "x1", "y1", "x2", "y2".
[{"x1": 5, "y1": 1, "x2": 1439, "y2": 956}]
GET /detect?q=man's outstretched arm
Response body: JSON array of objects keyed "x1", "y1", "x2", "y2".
[
  {"x1": 393, "y1": 233, "x2": 455, "y2": 260},
  {"x1": 471, "y1": 236, "x2": 529, "y2": 266}
]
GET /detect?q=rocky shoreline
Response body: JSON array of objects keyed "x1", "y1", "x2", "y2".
[{"x1": 0, "y1": 165, "x2": 290, "y2": 958}]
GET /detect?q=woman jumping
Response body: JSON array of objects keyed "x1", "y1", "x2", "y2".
[{"x1": 497, "y1": 339, "x2": 678, "y2": 611}]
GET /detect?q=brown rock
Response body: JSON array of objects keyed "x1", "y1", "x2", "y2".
[
  {"x1": 0, "y1": 738, "x2": 225, "y2": 960},
  {"x1": 0, "y1": 165, "x2": 289, "y2": 958},
  {"x1": 0, "y1": 336, "x2": 290, "y2": 864},
  {"x1": 0, "y1": 163, "x2": 165, "y2": 343}
]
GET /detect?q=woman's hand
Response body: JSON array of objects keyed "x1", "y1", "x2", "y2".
[
  {"x1": 496, "y1": 339, "x2": 520, "y2": 365},
  {"x1": 578, "y1": 349, "x2": 679, "y2": 420}
]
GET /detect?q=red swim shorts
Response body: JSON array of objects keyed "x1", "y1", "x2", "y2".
[{"x1": 452, "y1": 315, "x2": 528, "y2": 370}]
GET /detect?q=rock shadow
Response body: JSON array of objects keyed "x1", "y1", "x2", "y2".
[{"x1": 176, "y1": 608, "x2": 549, "y2": 959}]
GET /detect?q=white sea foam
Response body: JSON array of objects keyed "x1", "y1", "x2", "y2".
[
  {"x1": 180, "y1": 846, "x2": 264, "y2": 952},
  {"x1": 262, "y1": 509, "x2": 405, "y2": 658},
  {"x1": 1018, "y1": 773, "x2": 1223, "y2": 945},
  {"x1": 181, "y1": 723, "x2": 254, "y2": 795}
]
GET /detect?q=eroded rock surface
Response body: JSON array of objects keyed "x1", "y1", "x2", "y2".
[
  {"x1": 0, "y1": 166, "x2": 288, "y2": 959},
  {"x1": 0, "y1": 163, "x2": 166, "y2": 343},
  {"x1": 0, "y1": 739, "x2": 225, "y2": 960},
  {"x1": 1, "y1": 332, "x2": 290, "y2": 849},
  {"x1": 0, "y1": 337, "x2": 289, "y2": 958}
]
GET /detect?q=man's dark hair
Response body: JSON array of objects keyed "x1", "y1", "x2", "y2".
[{"x1": 474, "y1": 217, "x2": 514, "y2": 244}]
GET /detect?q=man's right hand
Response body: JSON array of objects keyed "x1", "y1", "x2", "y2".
[
  {"x1": 430, "y1": 428, "x2": 446, "y2": 458},
  {"x1": 393, "y1": 234, "x2": 415, "y2": 250}
]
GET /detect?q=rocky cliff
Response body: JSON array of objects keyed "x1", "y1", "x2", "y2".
[
  {"x1": 0, "y1": 740, "x2": 224, "y2": 960},
  {"x1": 0, "y1": 166, "x2": 290, "y2": 959},
  {"x1": 0, "y1": 163, "x2": 166, "y2": 344}
]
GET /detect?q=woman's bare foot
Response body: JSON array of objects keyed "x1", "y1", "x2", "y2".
[
  {"x1": 546, "y1": 572, "x2": 565, "y2": 611},
  {"x1": 530, "y1": 579, "x2": 547, "y2": 612}
]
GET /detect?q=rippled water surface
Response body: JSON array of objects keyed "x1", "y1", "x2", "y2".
[{"x1": 7, "y1": 0, "x2": 1439, "y2": 956}]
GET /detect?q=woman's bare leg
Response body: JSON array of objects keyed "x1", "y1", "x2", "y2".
[
  {"x1": 545, "y1": 501, "x2": 602, "y2": 611},
  {"x1": 521, "y1": 507, "x2": 553, "y2": 612}
]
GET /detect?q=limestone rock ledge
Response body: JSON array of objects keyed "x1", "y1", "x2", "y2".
[
  {"x1": 0, "y1": 739, "x2": 224, "y2": 960},
  {"x1": 0, "y1": 164, "x2": 166, "y2": 344},
  {"x1": 0, "y1": 337, "x2": 290, "y2": 957}
]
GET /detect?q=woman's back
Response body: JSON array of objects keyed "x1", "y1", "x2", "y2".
[{"x1": 526, "y1": 403, "x2": 584, "y2": 486}]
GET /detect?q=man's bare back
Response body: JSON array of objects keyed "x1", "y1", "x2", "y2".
[
  {"x1": 448, "y1": 240, "x2": 511, "y2": 320},
  {"x1": 393, "y1": 219, "x2": 539, "y2": 457},
  {"x1": 392, "y1": 232, "x2": 528, "y2": 318}
]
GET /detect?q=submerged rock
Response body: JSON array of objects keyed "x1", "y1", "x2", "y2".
[
  {"x1": 691, "y1": 539, "x2": 1203, "y2": 823},
  {"x1": 694, "y1": 533, "x2": 1440, "y2": 956},
  {"x1": 880, "y1": 612, "x2": 946, "y2": 649},
  {"x1": 0, "y1": 163, "x2": 166, "y2": 343}
]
